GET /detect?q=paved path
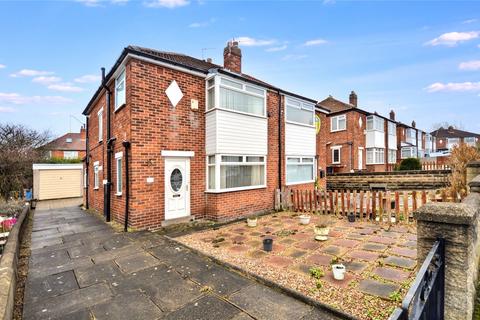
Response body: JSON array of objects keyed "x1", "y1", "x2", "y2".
[{"x1": 23, "y1": 207, "x2": 343, "y2": 320}]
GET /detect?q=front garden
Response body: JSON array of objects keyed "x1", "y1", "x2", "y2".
[
  {"x1": 177, "y1": 212, "x2": 417, "y2": 320},
  {"x1": 0, "y1": 199, "x2": 24, "y2": 257}
]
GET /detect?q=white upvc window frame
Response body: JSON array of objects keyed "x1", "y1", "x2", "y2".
[
  {"x1": 406, "y1": 128, "x2": 416, "y2": 145},
  {"x1": 388, "y1": 149, "x2": 397, "y2": 164},
  {"x1": 93, "y1": 161, "x2": 100, "y2": 190},
  {"x1": 63, "y1": 151, "x2": 78, "y2": 159},
  {"x1": 286, "y1": 156, "x2": 316, "y2": 185},
  {"x1": 388, "y1": 121, "x2": 396, "y2": 137},
  {"x1": 366, "y1": 148, "x2": 385, "y2": 165},
  {"x1": 401, "y1": 147, "x2": 418, "y2": 159},
  {"x1": 115, "y1": 152, "x2": 123, "y2": 196},
  {"x1": 366, "y1": 115, "x2": 385, "y2": 132},
  {"x1": 446, "y1": 137, "x2": 460, "y2": 150},
  {"x1": 115, "y1": 68, "x2": 126, "y2": 110},
  {"x1": 464, "y1": 137, "x2": 477, "y2": 147},
  {"x1": 285, "y1": 96, "x2": 315, "y2": 127},
  {"x1": 98, "y1": 107, "x2": 103, "y2": 142},
  {"x1": 331, "y1": 146, "x2": 342, "y2": 164},
  {"x1": 330, "y1": 114, "x2": 346, "y2": 132},
  {"x1": 206, "y1": 154, "x2": 267, "y2": 193},
  {"x1": 205, "y1": 74, "x2": 267, "y2": 118}
]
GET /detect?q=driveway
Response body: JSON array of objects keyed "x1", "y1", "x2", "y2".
[{"x1": 23, "y1": 206, "x2": 342, "y2": 320}]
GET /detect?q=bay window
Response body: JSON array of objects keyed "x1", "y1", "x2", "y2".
[
  {"x1": 207, "y1": 155, "x2": 266, "y2": 191},
  {"x1": 115, "y1": 69, "x2": 126, "y2": 110},
  {"x1": 285, "y1": 97, "x2": 314, "y2": 126},
  {"x1": 331, "y1": 115, "x2": 346, "y2": 132},
  {"x1": 366, "y1": 148, "x2": 385, "y2": 165},
  {"x1": 366, "y1": 116, "x2": 384, "y2": 132},
  {"x1": 401, "y1": 147, "x2": 418, "y2": 159},
  {"x1": 286, "y1": 157, "x2": 315, "y2": 184},
  {"x1": 388, "y1": 149, "x2": 397, "y2": 164},
  {"x1": 206, "y1": 75, "x2": 266, "y2": 117},
  {"x1": 406, "y1": 128, "x2": 416, "y2": 144}
]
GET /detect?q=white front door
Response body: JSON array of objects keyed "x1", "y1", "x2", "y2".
[
  {"x1": 164, "y1": 158, "x2": 190, "y2": 220},
  {"x1": 358, "y1": 148, "x2": 363, "y2": 170}
]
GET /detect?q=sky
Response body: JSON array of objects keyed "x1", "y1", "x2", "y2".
[{"x1": 0, "y1": 0, "x2": 479, "y2": 137}]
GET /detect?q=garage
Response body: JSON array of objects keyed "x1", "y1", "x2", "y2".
[{"x1": 33, "y1": 164, "x2": 83, "y2": 200}]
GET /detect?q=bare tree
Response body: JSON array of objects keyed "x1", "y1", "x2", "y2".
[
  {"x1": 0, "y1": 124, "x2": 50, "y2": 199},
  {"x1": 431, "y1": 121, "x2": 465, "y2": 131}
]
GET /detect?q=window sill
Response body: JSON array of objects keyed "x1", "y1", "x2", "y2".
[
  {"x1": 115, "y1": 192, "x2": 122, "y2": 196},
  {"x1": 114, "y1": 103, "x2": 126, "y2": 113},
  {"x1": 285, "y1": 120, "x2": 315, "y2": 128},
  {"x1": 205, "y1": 185, "x2": 266, "y2": 194},
  {"x1": 330, "y1": 129, "x2": 346, "y2": 133},
  {"x1": 94, "y1": 187, "x2": 99, "y2": 190},
  {"x1": 286, "y1": 180, "x2": 315, "y2": 186},
  {"x1": 205, "y1": 107, "x2": 267, "y2": 120},
  {"x1": 331, "y1": 162, "x2": 341, "y2": 165}
]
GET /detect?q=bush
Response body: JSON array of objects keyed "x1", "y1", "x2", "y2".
[
  {"x1": 42, "y1": 157, "x2": 82, "y2": 164},
  {"x1": 398, "y1": 158, "x2": 422, "y2": 171}
]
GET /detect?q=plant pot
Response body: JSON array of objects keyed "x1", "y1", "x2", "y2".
[
  {"x1": 332, "y1": 264, "x2": 346, "y2": 280},
  {"x1": 348, "y1": 214, "x2": 355, "y2": 222},
  {"x1": 247, "y1": 218, "x2": 258, "y2": 228},
  {"x1": 299, "y1": 215, "x2": 311, "y2": 225},
  {"x1": 390, "y1": 217, "x2": 396, "y2": 223},
  {"x1": 314, "y1": 226, "x2": 330, "y2": 236},
  {"x1": 263, "y1": 238, "x2": 273, "y2": 252}
]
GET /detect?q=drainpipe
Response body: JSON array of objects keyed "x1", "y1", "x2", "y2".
[
  {"x1": 122, "y1": 140, "x2": 131, "y2": 232},
  {"x1": 102, "y1": 67, "x2": 113, "y2": 222},
  {"x1": 277, "y1": 91, "x2": 282, "y2": 190},
  {"x1": 85, "y1": 117, "x2": 90, "y2": 209}
]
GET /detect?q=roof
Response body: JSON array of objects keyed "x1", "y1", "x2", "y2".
[
  {"x1": 83, "y1": 45, "x2": 319, "y2": 115},
  {"x1": 317, "y1": 96, "x2": 357, "y2": 113},
  {"x1": 431, "y1": 126, "x2": 480, "y2": 139},
  {"x1": 43, "y1": 132, "x2": 86, "y2": 151}
]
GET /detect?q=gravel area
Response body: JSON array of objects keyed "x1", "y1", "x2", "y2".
[{"x1": 177, "y1": 211, "x2": 418, "y2": 320}]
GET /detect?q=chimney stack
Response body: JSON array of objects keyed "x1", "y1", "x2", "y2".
[
  {"x1": 389, "y1": 110, "x2": 395, "y2": 121},
  {"x1": 411, "y1": 120, "x2": 416, "y2": 128},
  {"x1": 223, "y1": 40, "x2": 242, "y2": 74},
  {"x1": 80, "y1": 125, "x2": 86, "y2": 139},
  {"x1": 349, "y1": 91, "x2": 357, "y2": 107},
  {"x1": 206, "y1": 58, "x2": 212, "y2": 63}
]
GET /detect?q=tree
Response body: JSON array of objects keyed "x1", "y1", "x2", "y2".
[
  {"x1": 446, "y1": 144, "x2": 480, "y2": 199},
  {"x1": 430, "y1": 121, "x2": 465, "y2": 131},
  {"x1": 0, "y1": 124, "x2": 50, "y2": 199}
]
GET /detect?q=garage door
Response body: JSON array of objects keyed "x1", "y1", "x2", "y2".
[{"x1": 33, "y1": 164, "x2": 83, "y2": 200}]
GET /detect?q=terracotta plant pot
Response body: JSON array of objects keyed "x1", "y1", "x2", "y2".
[
  {"x1": 332, "y1": 264, "x2": 346, "y2": 280},
  {"x1": 299, "y1": 215, "x2": 311, "y2": 225},
  {"x1": 247, "y1": 217, "x2": 258, "y2": 228}
]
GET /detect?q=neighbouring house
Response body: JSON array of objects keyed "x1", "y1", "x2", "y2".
[
  {"x1": 318, "y1": 92, "x2": 399, "y2": 173},
  {"x1": 396, "y1": 120, "x2": 429, "y2": 161},
  {"x1": 429, "y1": 126, "x2": 479, "y2": 164},
  {"x1": 82, "y1": 42, "x2": 328, "y2": 230},
  {"x1": 43, "y1": 126, "x2": 86, "y2": 160}
]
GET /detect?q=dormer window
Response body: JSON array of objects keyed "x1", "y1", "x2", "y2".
[
  {"x1": 66, "y1": 138, "x2": 73, "y2": 143},
  {"x1": 206, "y1": 75, "x2": 266, "y2": 117}
]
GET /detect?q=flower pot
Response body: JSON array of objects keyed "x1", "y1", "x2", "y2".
[
  {"x1": 332, "y1": 264, "x2": 346, "y2": 280},
  {"x1": 314, "y1": 226, "x2": 330, "y2": 236},
  {"x1": 348, "y1": 214, "x2": 355, "y2": 223},
  {"x1": 390, "y1": 217, "x2": 396, "y2": 223},
  {"x1": 247, "y1": 218, "x2": 258, "y2": 228},
  {"x1": 263, "y1": 238, "x2": 273, "y2": 252},
  {"x1": 299, "y1": 215, "x2": 311, "y2": 225}
]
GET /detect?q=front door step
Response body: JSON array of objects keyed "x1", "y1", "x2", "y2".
[{"x1": 161, "y1": 215, "x2": 195, "y2": 227}]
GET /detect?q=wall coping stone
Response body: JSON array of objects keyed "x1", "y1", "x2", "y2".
[
  {"x1": 466, "y1": 161, "x2": 480, "y2": 168},
  {"x1": 414, "y1": 195, "x2": 479, "y2": 225},
  {"x1": 468, "y1": 176, "x2": 480, "y2": 192},
  {"x1": 328, "y1": 169, "x2": 451, "y2": 177}
]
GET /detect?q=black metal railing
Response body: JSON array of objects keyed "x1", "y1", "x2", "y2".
[{"x1": 389, "y1": 238, "x2": 445, "y2": 320}]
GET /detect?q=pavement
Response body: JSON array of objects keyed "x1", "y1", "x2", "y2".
[{"x1": 23, "y1": 206, "x2": 343, "y2": 320}]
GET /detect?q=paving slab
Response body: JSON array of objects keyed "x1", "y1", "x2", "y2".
[
  {"x1": 300, "y1": 308, "x2": 343, "y2": 320},
  {"x1": 346, "y1": 250, "x2": 379, "y2": 262},
  {"x1": 25, "y1": 270, "x2": 79, "y2": 303},
  {"x1": 230, "y1": 284, "x2": 311, "y2": 320},
  {"x1": 362, "y1": 242, "x2": 388, "y2": 252},
  {"x1": 163, "y1": 295, "x2": 242, "y2": 320},
  {"x1": 75, "y1": 261, "x2": 125, "y2": 288},
  {"x1": 384, "y1": 256, "x2": 416, "y2": 269},
  {"x1": 51, "y1": 308, "x2": 92, "y2": 320},
  {"x1": 306, "y1": 253, "x2": 332, "y2": 266},
  {"x1": 114, "y1": 251, "x2": 161, "y2": 274},
  {"x1": 390, "y1": 247, "x2": 417, "y2": 258},
  {"x1": 190, "y1": 264, "x2": 251, "y2": 296},
  {"x1": 343, "y1": 261, "x2": 368, "y2": 274},
  {"x1": 358, "y1": 279, "x2": 400, "y2": 299},
  {"x1": 91, "y1": 291, "x2": 163, "y2": 320},
  {"x1": 373, "y1": 267, "x2": 410, "y2": 282}
]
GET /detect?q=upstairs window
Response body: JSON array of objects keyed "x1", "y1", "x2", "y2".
[
  {"x1": 63, "y1": 151, "x2": 78, "y2": 159},
  {"x1": 331, "y1": 115, "x2": 346, "y2": 132},
  {"x1": 388, "y1": 121, "x2": 396, "y2": 136},
  {"x1": 98, "y1": 108, "x2": 103, "y2": 142},
  {"x1": 206, "y1": 76, "x2": 266, "y2": 117},
  {"x1": 447, "y1": 138, "x2": 460, "y2": 150},
  {"x1": 464, "y1": 137, "x2": 477, "y2": 147},
  {"x1": 366, "y1": 115, "x2": 384, "y2": 132},
  {"x1": 115, "y1": 69, "x2": 126, "y2": 110},
  {"x1": 285, "y1": 97, "x2": 314, "y2": 126},
  {"x1": 406, "y1": 128, "x2": 416, "y2": 144}
]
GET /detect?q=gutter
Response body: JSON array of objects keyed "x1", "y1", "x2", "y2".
[{"x1": 122, "y1": 140, "x2": 131, "y2": 232}]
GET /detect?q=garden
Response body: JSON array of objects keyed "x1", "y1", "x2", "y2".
[
  {"x1": 0, "y1": 199, "x2": 24, "y2": 257},
  {"x1": 178, "y1": 211, "x2": 417, "y2": 320}
]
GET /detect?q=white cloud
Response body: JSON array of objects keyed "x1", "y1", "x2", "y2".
[
  {"x1": 144, "y1": 0, "x2": 189, "y2": 8},
  {"x1": 265, "y1": 44, "x2": 288, "y2": 52},
  {"x1": 462, "y1": 19, "x2": 477, "y2": 24},
  {"x1": 234, "y1": 36, "x2": 276, "y2": 47},
  {"x1": 282, "y1": 54, "x2": 308, "y2": 61},
  {"x1": 74, "y1": 74, "x2": 101, "y2": 83},
  {"x1": 0, "y1": 64, "x2": 5, "y2": 69},
  {"x1": 459, "y1": 60, "x2": 480, "y2": 71},
  {"x1": 10, "y1": 69, "x2": 54, "y2": 78},
  {"x1": 0, "y1": 92, "x2": 73, "y2": 105},
  {"x1": 32, "y1": 76, "x2": 62, "y2": 85},
  {"x1": 303, "y1": 39, "x2": 328, "y2": 46},
  {"x1": 47, "y1": 83, "x2": 84, "y2": 92},
  {"x1": 188, "y1": 18, "x2": 215, "y2": 28},
  {"x1": 425, "y1": 31, "x2": 480, "y2": 46},
  {"x1": 0, "y1": 106, "x2": 16, "y2": 113},
  {"x1": 76, "y1": 0, "x2": 102, "y2": 6},
  {"x1": 425, "y1": 81, "x2": 480, "y2": 92}
]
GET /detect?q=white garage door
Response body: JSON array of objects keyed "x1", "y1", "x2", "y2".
[{"x1": 33, "y1": 164, "x2": 83, "y2": 200}]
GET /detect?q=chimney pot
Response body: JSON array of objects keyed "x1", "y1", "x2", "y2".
[
  {"x1": 389, "y1": 110, "x2": 395, "y2": 121},
  {"x1": 206, "y1": 58, "x2": 212, "y2": 63},
  {"x1": 349, "y1": 91, "x2": 357, "y2": 107},
  {"x1": 223, "y1": 40, "x2": 242, "y2": 74},
  {"x1": 412, "y1": 120, "x2": 416, "y2": 128}
]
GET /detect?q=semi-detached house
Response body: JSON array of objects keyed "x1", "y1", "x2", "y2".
[{"x1": 82, "y1": 42, "x2": 328, "y2": 230}]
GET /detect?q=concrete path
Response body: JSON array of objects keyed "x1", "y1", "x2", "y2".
[{"x1": 23, "y1": 207, "x2": 343, "y2": 320}]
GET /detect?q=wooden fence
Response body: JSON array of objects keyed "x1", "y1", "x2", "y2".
[
  {"x1": 275, "y1": 188, "x2": 454, "y2": 224},
  {"x1": 421, "y1": 162, "x2": 450, "y2": 171}
]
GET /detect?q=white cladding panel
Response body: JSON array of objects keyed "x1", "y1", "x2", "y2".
[
  {"x1": 388, "y1": 135, "x2": 397, "y2": 150},
  {"x1": 206, "y1": 109, "x2": 268, "y2": 155},
  {"x1": 366, "y1": 131, "x2": 385, "y2": 148},
  {"x1": 285, "y1": 123, "x2": 316, "y2": 156}
]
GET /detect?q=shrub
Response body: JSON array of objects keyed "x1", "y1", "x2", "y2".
[
  {"x1": 398, "y1": 158, "x2": 422, "y2": 171},
  {"x1": 42, "y1": 157, "x2": 82, "y2": 164},
  {"x1": 445, "y1": 144, "x2": 480, "y2": 199}
]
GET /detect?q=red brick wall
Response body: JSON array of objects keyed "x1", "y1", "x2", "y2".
[
  {"x1": 316, "y1": 111, "x2": 328, "y2": 188},
  {"x1": 50, "y1": 150, "x2": 85, "y2": 159}
]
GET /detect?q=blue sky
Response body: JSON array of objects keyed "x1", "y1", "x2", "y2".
[{"x1": 0, "y1": 0, "x2": 479, "y2": 137}]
